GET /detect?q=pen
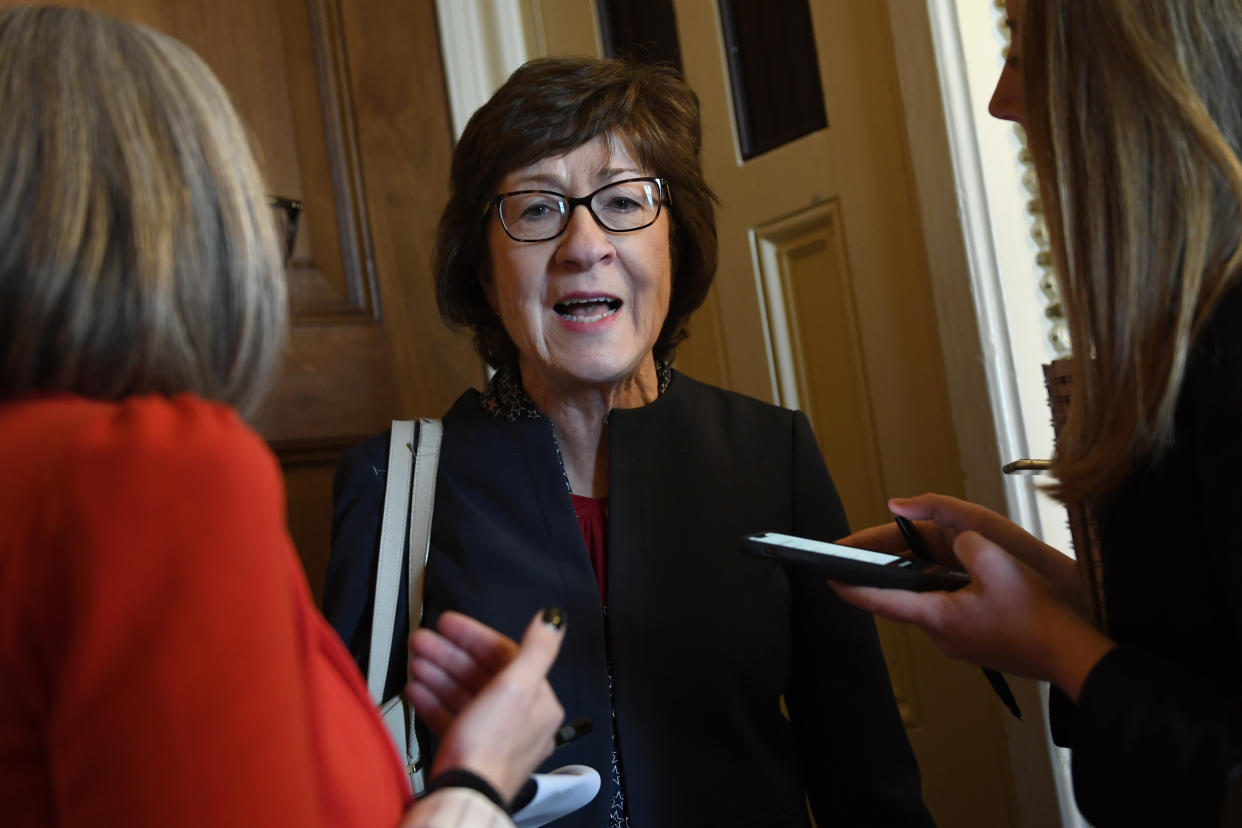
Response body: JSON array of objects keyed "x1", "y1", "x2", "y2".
[
  {"x1": 554, "y1": 716, "x2": 593, "y2": 748},
  {"x1": 894, "y1": 516, "x2": 1023, "y2": 720}
]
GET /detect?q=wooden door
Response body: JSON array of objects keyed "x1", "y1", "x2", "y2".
[
  {"x1": 3, "y1": 0, "x2": 485, "y2": 600},
  {"x1": 526, "y1": 1, "x2": 1022, "y2": 824}
]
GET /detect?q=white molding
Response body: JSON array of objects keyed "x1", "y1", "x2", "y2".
[
  {"x1": 434, "y1": 0, "x2": 532, "y2": 139},
  {"x1": 753, "y1": 209, "x2": 819, "y2": 412},
  {"x1": 919, "y1": 0, "x2": 1040, "y2": 531}
]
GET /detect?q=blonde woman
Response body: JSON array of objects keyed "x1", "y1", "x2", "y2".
[
  {"x1": 0, "y1": 7, "x2": 565, "y2": 827},
  {"x1": 834, "y1": 1, "x2": 1242, "y2": 826}
]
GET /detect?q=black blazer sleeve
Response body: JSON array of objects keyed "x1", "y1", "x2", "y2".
[
  {"x1": 322, "y1": 433, "x2": 408, "y2": 701},
  {"x1": 782, "y1": 411, "x2": 935, "y2": 827},
  {"x1": 1065, "y1": 299, "x2": 1242, "y2": 828}
]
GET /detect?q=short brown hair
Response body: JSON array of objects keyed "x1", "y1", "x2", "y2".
[
  {"x1": 0, "y1": 6, "x2": 286, "y2": 415},
  {"x1": 435, "y1": 56, "x2": 717, "y2": 369}
]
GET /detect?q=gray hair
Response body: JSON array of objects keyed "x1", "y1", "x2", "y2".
[{"x1": 0, "y1": 5, "x2": 286, "y2": 414}]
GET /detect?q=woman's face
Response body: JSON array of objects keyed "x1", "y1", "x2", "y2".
[
  {"x1": 989, "y1": 0, "x2": 1026, "y2": 124},
  {"x1": 483, "y1": 135, "x2": 672, "y2": 395}
]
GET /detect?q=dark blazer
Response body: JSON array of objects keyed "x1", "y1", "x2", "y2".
[
  {"x1": 1049, "y1": 287, "x2": 1242, "y2": 828},
  {"x1": 325, "y1": 371, "x2": 932, "y2": 827}
]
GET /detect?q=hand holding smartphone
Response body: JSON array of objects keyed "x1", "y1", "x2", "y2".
[{"x1": 745, "y1": 520, "x2": 1023, "y2": 719}]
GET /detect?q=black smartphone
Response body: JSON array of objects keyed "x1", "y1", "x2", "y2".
[{"x1": 741, "y1": 531, "x2": 970, "y2": 592}]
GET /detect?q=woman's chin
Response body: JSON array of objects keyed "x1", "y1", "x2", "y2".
[{"x1": 526, "y1": 351, "x2": 657, "y2": 399}]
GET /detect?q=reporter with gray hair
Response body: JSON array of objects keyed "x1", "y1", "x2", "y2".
[{"x1": 0, "y1": 6, "x2": 564, "y2": 827}]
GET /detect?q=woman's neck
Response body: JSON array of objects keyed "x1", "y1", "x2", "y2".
[{"x1": 521, "y1": 357, "x2": 659, "y2": 497}]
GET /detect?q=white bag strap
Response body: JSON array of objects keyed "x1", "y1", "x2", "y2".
[
  {"x1": 368, "y1": 418, "x2": 442, "y2": 794},
  {"x1": 407, "y1": 418, "x2": 442, "y2": 632},
  {"x1": 368, "y1": 419, "x2": 417, "y2": 704},
  {"x1": 403, "y1": 418, "x2": 442, "y2": 784}
]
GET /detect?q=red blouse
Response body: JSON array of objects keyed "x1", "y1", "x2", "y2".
[{"x1": 571, "y1": 494, "x2": 609, "y2": 601}]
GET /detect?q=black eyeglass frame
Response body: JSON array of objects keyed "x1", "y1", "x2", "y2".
[
  {"x1": 488, "y1": 176, "x2": 668, "y2": 243},
  {"x1": 267, "y1": 195, "x2": 304, "y2": 264}
]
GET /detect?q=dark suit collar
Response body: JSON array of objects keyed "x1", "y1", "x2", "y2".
[{"x1": 479, "y1": 360, "x2": 674, "y2": 422}]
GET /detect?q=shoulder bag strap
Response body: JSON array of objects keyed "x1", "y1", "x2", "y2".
[
  {"x1": 368, "y1": 419, "x2": 417, "y2": 704},
  {"x1": 404, "y1": 418, "x2": 442, "y2": 791},
  {"x1": 406, "y1": 417, "x2": 442, "y2": 631}
]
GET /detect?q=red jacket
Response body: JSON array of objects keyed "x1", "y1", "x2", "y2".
[{"x1": 0, "y1": 394, "x2": 411, "y2": 827}]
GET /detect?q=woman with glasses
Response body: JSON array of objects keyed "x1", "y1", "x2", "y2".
[{"x1": 327, "y1": 57, "x2": 932, "y2": 827}]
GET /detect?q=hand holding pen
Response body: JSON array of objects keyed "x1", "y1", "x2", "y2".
[
  {"x1": 832, "y1": 497, "x2": 1114, "y2": 710},
  {"x1": 896, "y1": 516, "x2": 1022, "y2": 720}
]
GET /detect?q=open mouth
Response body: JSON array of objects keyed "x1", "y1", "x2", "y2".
[{"x1": 554, "y1": 296, "x2": 622, "y2": 323}]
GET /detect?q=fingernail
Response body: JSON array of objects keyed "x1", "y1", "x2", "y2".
[
  {"x1": 542, "y1": 606, "x2": 567, "y2": 630},
  {"x1": 554, "y1": 716, "x2": 593, "y2": 747}
]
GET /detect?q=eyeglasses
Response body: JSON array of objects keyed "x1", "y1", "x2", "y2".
[
  {"x1": 490, "y1": 177, "x2": 667, "y2": 242},
  {"x1": 268, "y1": 195, "x2": 304, "y2": 264}
]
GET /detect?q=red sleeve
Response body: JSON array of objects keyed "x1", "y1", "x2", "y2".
[{"x1": 18, "y1": 396, "x2": 407, "y2": 827}]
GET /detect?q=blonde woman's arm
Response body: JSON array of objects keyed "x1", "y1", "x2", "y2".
[{"x1": 839, "y1": 493, "x2": 1088, "y2": 614}]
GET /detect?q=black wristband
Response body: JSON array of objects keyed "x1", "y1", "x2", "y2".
[
  {"x1": 422, "y1": 768, "x2": 507, "y2": 812},
  {"x1": 509, "y1": 777, "x2": 538, "y2": 813}
]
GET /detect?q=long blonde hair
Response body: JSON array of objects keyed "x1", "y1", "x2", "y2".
[
  {"x1": 1023, "y1": 0, "x2": 1242, "y2": 502},
  {"x1": 0, "y1": 6, "x2": 286, "y2": 415}
]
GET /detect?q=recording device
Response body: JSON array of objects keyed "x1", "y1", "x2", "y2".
[{"x1": 741, "y1": 531, "x2": 970, "y2": 592}]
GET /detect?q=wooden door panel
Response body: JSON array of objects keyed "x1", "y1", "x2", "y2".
[{"x1": 335, "y1": 0, "x2": 487, "y2": 417}]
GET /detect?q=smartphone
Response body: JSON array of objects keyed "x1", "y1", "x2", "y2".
[{"x1": 741, "y1": 531, "x2": 970, "y2": 592}]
